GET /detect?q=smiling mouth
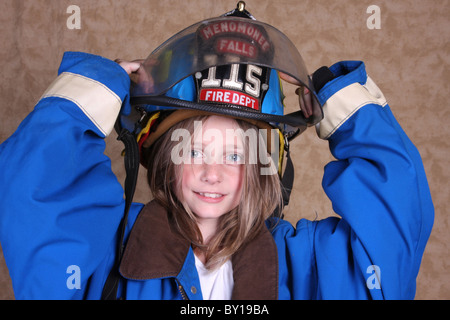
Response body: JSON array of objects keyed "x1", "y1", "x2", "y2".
[{"x1": 196, "y1": 192, "x2": 224, "y2": 199}]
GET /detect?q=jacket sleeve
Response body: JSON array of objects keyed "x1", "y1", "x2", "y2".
[
  {"x1": 0, "y1": 52, "x2": 130, "y2": 299},
  {"x1": 277, "y1": 61, "x2": 434, "y2": 300}
]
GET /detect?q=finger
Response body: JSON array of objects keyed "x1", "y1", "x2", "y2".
[
  {"x1": 302, "y1": 89, "x2": 313, "y2": 118},
  {"x1": 115, "y1": 59, "x2": 142, "y2": 75},
  {"x1": 295, "y1": 87, "x2": 313, "y2": 118},
  {"x1": 281, "y1": 71, "x2": 314, "y2": 118},
  {"x1": 297, "y1": 88, "x2": 307, "y2": 118},
  {"x1": 127, "y1": 62, "x2": 142, "y2": 74},
  {"x1": 134, "y1": 60, "x2": 155, "y2": 93},
  {"x1": 279, "y1": 71, "x2": 301, "y2": 86}
]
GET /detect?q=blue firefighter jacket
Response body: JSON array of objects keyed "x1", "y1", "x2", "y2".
[{"x1": 0, "y1": 52, "x2": 434, "y2": 300}]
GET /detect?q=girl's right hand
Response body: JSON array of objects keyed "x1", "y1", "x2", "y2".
[
  {"x1": 115, "y1": 58, "x2": 155, "y2": 94},
  {"x1": 115, "y1": 59, "x2": 142, "y2": 75}
]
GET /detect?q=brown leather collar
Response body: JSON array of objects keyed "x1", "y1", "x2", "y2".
[{"x1": 119, "y1": 200, "x2": 278, "y2": 299}]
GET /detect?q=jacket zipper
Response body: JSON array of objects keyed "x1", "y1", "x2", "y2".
[{"x1": 176, "y1": 279, "x2": 189, "y2": 300}]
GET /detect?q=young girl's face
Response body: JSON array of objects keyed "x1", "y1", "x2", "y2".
[{"x1": 178, "y1": 115, "x2": 245, "y2": 225}]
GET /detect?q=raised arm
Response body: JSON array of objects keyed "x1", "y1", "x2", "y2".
[
  {"x1": 274, "y1": 61, "x2": 434, "y2": 299},
  {"x1": 0, "y1": 52, "x2": 133, "y2": 299}
]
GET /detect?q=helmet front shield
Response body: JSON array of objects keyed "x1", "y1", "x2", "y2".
[{"x1": 130, "y1": 17, "x2": 323, "y2": 128}]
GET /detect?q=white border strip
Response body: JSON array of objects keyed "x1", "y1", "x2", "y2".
[
  {"x1": 40, "y1": 72, "x2": 122, "y2": 136},
  {"x1": 316, "y1": 77, "x2": 388, "y2": 139}
]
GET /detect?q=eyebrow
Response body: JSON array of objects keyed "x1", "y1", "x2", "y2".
[
  {"x1": 192, "y1": 142, "x2": 244, "y2": 152},
  {"x1": 192, "y1": 140, "x2": 243, "y2": 146}
]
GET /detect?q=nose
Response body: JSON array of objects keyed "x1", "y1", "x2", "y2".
[{"x1": 200, "y1": 163, "x2": 223, "y2": 184}]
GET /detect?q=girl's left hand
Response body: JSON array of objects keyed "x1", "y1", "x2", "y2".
[{"x1": 279, "y1": 72, "x2": 314, "y2": 119}]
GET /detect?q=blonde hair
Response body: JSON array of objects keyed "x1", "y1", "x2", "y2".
[{"x1": 146, "y1": 115, "x2": 283, "y2": 270}]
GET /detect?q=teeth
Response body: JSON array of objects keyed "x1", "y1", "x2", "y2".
[{"x1": 199, "y1": 192, "x2": 223, "y2": 198}]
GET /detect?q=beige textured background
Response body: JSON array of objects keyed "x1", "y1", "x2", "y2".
[{"x1": 0, "y1": 0, "x2": 448, "y2": 300}]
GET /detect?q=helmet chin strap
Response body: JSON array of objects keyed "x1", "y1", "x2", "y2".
[{"x1": 101, "y1": 127, "x2": 140, "y2": 300}]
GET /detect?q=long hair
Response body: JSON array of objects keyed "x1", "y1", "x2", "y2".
[{"x1": 146, "y1": 115, "x2": 283, "y2": 270}]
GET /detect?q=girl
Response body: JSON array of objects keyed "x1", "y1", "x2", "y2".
[
  {"x1": 0, "y1": 11, "x2": 434, "y2": 300},
  {"x1": 146, "y1": 115, "x2": 281, "y2": 267},
  {"x1": 143, "y1": 114, "x2": 282, "y2": 299}
]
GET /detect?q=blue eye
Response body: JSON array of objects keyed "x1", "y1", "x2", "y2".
[
  {"x1": 191, "y1": 150, "x2": 202, "y2": 158},
  {"x1": 226, "y1": 153, "x2": 243, "y2": 163}
]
